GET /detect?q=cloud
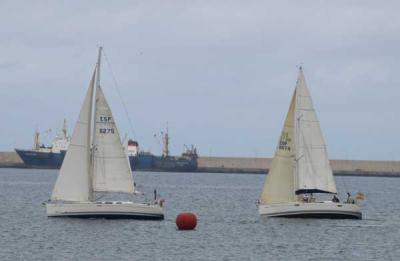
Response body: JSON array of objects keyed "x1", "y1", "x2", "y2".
[{"x1": 0, "y1": 0, "x2": 399, "y2": 160}]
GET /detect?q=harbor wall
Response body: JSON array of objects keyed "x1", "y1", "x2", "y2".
[
  {"x1": 197, "y1": 157, "x2": 400, "y2": 176},
  {"x1": 1, "y1": 151, "x2": 400, "y2": 176},
  {"x1": 0, "y1": 151, "x2": 24, "y2": 168},
  {"x1": 197, "y1": 157, "x2": 271, "y2": 174}
]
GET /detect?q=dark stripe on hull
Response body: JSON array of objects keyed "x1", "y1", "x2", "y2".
[
  {"x1": 265, "y1": 211, "x2": 361, "y2": 219},
  {"x1": 49, "y1": 212, "x2": 164, "y2": 220}
]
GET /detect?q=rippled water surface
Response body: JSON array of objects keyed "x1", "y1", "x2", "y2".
[{"x1": 1, "y1": 168, "x2": 400, "y2": 260}]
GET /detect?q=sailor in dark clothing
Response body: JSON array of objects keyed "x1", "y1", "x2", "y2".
[
  {"x1": 332, "y1": 195, "x2": 339, "y2": 203},
  {"x1": 346, "y1": 192, "x2": 355, "y2": 204},
  {"x1": 346, "y1": 192, "x2": 351, "y2": 202}
]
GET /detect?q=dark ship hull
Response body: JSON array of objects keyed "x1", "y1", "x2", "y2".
[
  {"x1": 129, "y1": 154, "x2": 198, "y2": 172},
  {"x1": 15, "y1": 149, "x2": 66, "y2": 169},
  {"x1": 15, "y1": 149, "x2": 198, "y2": 172}
]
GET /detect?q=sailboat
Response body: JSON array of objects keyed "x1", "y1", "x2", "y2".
[
  {"x1": 46, "y1": 47, "x2": 164, "y2": 219},
  {"x1": 258, "y1": 67, "x2": 362, "y2": 219}
]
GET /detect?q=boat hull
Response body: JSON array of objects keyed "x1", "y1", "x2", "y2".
[
  {"x1": 46, "y1": 201, "x2": 164, "y2": 220},
  {"x1": 258, "y1": 202, "x2": 362, "y2": 219}
]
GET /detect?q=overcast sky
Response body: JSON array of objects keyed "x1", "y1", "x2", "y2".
[{"x1": 1, "y1": 1, "x2": 399, "y2": 160}]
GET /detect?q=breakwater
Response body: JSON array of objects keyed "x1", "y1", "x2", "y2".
[
  {"x1": 197, "y1": 157, "x2": 400, "y2": 177},
  {"x1": 1, "y1": 151, "x2": 399, "y2": 176},
  {"x1": 0, "y1": 151, "x2": 25, "y2": 168}
]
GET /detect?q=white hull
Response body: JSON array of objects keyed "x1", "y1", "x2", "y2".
[
  {"x1": 46, "y1": 201, "x2": 164, "y2": 220},
  {"x1": 258, "y1": 202, "x2": 362, "y2": 219}
]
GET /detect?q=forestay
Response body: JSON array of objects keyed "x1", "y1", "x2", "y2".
[{"x1": 92, "y1": 85, "x2": 135, "y2": 193}]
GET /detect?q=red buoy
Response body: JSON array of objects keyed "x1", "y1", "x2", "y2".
[{"x1": 176, "y1": 212, "x2": 197, "y2": 230}]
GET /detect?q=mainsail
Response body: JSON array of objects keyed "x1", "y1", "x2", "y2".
[
  {"x1": 294, "y1": 68, "x2": 336, "y2": 194},
  {"x1": 92, "y1": 85, "x2": 135, "y2": 193},
  {"x1": 51, "y1": 70, "x2": 96, "y2": 202},
  {"x1": 260, "y1": 91, "x2": 296, "y2": 204}
]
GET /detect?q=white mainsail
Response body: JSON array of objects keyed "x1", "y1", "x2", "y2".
[
  {"x1": 260, "y1": 91, "x2": 296, "y2": 204},
  {"x1": 92, "y1": 85, "x2": 135, "y2": 193},
  {"x1": 51, "y1": 71, "x2": 96, "y2": 202},
  {"x1": 295, "y1": 69, "x2": 336, "y2": 194}
]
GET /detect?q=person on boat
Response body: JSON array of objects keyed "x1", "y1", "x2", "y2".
[
  {"x1": 332, "y1": 195, "x2": 339, "y2": 203},
  {"x1": 346, "y1": 192, "x2": 355, "y2": 204}
]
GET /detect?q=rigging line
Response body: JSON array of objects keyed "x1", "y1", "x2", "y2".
[
  {"x1": 102, "y1": 48, "x2": 137, "y2": 141},
  {"x1": 339, "y1": 173, "x2": 348, "y2": 196}
]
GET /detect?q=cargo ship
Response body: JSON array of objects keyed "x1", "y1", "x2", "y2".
[
  {"x1": 15, "y1": 121, "x2": 198, "y2": 172},
  {"x1": 15, "y1": 119, "x2": 69, "y2": 169},
  {"x1": 127, "y1": 127, "x2": 198, "y2": 172}
]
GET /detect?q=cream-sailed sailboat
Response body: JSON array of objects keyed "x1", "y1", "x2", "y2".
[
  {"x1": 258, "y1": 67, "x2": 362, "y2": 219},
  {"x1": 46, "y1": 47, "x2": 164, "y2": 219}
]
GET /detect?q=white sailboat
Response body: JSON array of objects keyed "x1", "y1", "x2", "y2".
[
  {"x1": 46, "y1": 47, "x2": 164, "y2": 219},
  {"x1": 258, "y1": 67, "x2": 362, "y2": 219}
]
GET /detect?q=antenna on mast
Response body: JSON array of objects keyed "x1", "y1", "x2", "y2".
[
  {"x1": 162, "y1": 122, "x2": 169, "y2": 158},
  {"x1": 33, "y1": 129, "x2": 40, "y2": 150},
  {"x1": 62, "y1": 118, "x2": 68, "y2": 138}
]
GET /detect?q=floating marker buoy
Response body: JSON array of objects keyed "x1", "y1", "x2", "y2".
[{"x1": 176, "y1": 212, "x2": 197, "y2": 230}]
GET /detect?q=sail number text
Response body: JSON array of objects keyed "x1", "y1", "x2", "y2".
[
  {"x1": 99, "y1": 117, "x2": 114, "y2": 134},
  {"x1": 100, "y1": 116, "x2": 112, "y2": 122},
  {"x1": 279, "y1": 131, "x2": 291, "y2": 151},
  {"x1": 99, "y1": 128, "x2": 114, "y2": 134}
]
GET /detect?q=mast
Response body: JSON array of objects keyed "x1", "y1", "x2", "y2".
[
  {"x1": 294, "y1": 66, "x2": 303, "y2": 197},
  {"x1": 33, "y1": 129, "x2": 40, "y2": 150},
  {"x1": 293, "y1": 65, "x2": 304, "y2": 195},
  {"x1": 162, "y1": 123, "x2": 169, "y2": 157},
  {"x1": 93, "y1": 46, "x2": 102, "y2": 144},
  {"x1": 62, "y1": 118, "x2": 68, "y2": 138},
  {"x1": 88, "y1": 46, "x2": 102, "y2": 201}
]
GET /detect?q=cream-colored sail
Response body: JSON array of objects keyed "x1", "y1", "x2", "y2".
[
  {"x1": 260, "y1": 91, "x2": 296, "y2": 204},
  {"x1": 51, "y1": 71, "x2": 95, "y2": 201},
  {"x1": 92, "y1": 85, "x2": 135, "y2": 193},
  {"x1": 295, "y1": 69, "x2": 336, "y2": 194}
]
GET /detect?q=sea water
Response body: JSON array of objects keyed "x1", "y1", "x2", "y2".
[{"x1": 0, "y1": 168, "x2": 399, "y2": 260}]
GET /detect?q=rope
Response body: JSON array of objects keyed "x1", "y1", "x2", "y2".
[{"x1": 102, "y1": 48, "x2": 137, "y2": 141}]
